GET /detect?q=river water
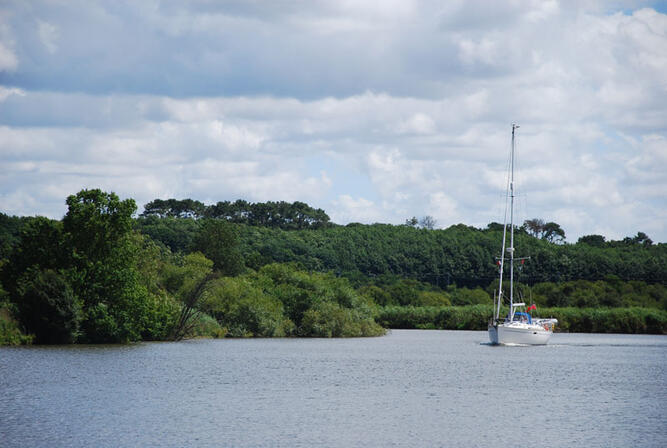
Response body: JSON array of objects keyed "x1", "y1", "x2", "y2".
[{"x1": 1, "y1": 330, "x2": 665, "y2": 447}]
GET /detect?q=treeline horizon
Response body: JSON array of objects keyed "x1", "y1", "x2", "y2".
[
  {"x1": 3, "y1": 195, "x2": 663, "y2": 244},
  {"x1": 1, "y1": 191, "x2": 666, "y2": 345},
  {"x1": 142, "y1": 197, "x2": 661, "y2": 245},
  {"x1": 130, "y1": 197, "x2": 665, "y2": 287},
  {"x1": 141, "y1": 198, "x2": 332, "y2": 230}
]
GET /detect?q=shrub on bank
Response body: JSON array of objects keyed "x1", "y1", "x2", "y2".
[
  {"x1": 539, "y1": 306, "x2": 666, "y2": 334},
  {"x1": 0, "y1": 303, "x2": 33, "y2": 345},
  {"x1": 190, "y1": 312, "x2": 228, "y2": 339},
  {"x1": 377, "y1": 305, "x2": 667, "y2": 334},
  {"x1": 199, "y1": 264, "x2": 385, "y2": 338},
  {"x1": 300, "y1": 301, "x2": 384, "y2": 337}
]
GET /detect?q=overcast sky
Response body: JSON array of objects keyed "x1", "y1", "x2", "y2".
[{"x1": 1, "y1": 0, "x2": 666, "y2": 242}]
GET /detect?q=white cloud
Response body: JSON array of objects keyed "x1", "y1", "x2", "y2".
[
  {"x1": 524, "y1": 0, "x2": 560, "y2": 23},
  {"x1": 0, "y1": 86, "x2": 24, "y2": 101},
  {"x1": 398, "y1": 113, "x2": 436, "y2": 135},
  {"x1": 330, "y1": 195, "x2": 384, "y2": 224},
  {"x1": 427, "y1": 192, "x2": 461, "y2": 227},
  {"x1": 0, "y1": 16, "x2": 18, "y2": 71},
  {"x1": 0, "y1": 1, "x2": 665, "y2": 242},
  {"x1": 0, "y1": 42, "x2": 17, "y2": 71},
  {"x1": 37, "y1": 20, "x2": 59, "y2": 54}
]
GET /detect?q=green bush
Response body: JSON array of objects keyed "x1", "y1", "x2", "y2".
[
  {"x1": 300, "y1": 301, "x2": 384, "y2": 337},
  {"x1": 199, "y1": 276, "x2": 294, "y2": 338},
  {"x1": 416, "y1": 291, "x2": 451, "y2": 307},
  {"x1": 140, "y1": 293, "x2": 181, "y2": 341},
  {"x1": 15, "y1": 269, "x2": 81, "y2": 344},
  {"x1": 450, "y1": 287, "x2": 491, "y2": 306},
  {"x1": 189, "y1": 312, "x2": 228, "y2": 338},
  {"x1": 228, "y1": 294, "x2": 294, "y2": 337},
  {"x1": 0, "y1": 303, "x2": 33, "y2": 345},
  {"x1": 199, "y1": 264, "x2": 385, "y2": 338}
]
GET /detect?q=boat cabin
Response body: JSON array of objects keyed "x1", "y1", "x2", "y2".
[{"x1": 509, "y1": 311, "x2": 532, "y2": 324}]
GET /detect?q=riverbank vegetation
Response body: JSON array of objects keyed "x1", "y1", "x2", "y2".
[
  {"x1": 377, "y1": 305, "x2": 667, "y2": 334},
  {"x1": 1, "y1": 190, "x2": 665, "y2": 344}
]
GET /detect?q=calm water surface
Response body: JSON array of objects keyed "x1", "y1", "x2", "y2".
[{"x1": 1, "y1": 331, "x2": 666, "y2": 447}]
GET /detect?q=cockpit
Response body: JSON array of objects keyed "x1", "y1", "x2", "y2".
[{"x1": 509, "y1": 311, "x2": 532, "y2": 324}]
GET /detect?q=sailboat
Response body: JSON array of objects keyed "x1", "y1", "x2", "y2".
[{"x1": 488, "y1": 124, "x2": 557, "y2": 345}]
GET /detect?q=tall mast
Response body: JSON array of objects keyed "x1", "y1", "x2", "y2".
[
  {"x1": 495, "y1": 124, "x2": 518, "y2": 321},
  {"x1": 509, "y1": 124, "x2": 518, "y2": 318}
]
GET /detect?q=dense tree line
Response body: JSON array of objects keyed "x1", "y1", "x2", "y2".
[
  {"x1": 1, "y1": 190, "x2": 666, "y2": 344},
  {"x1": 377, "y1": 305, "x2": 667, "y2": 334},
  {"x1": 359, "y1": 276, "x2": 666, "y2": 310},
  {"x1": 135, "y1": 218, "x2": 666, "y2": 288},
  {"x1": 0, "y1": 191, "x2": 379, "y2": 344},
  {"x1": 141, "y1": 198, "x2": 331, "y2": 230},
  {"x1": 231, "y1": 223, "x2": 666, "y2": 287}
]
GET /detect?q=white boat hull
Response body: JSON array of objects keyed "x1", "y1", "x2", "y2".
[{"x1": 488, "y1": 322, "x2": 552, "y2": 345}]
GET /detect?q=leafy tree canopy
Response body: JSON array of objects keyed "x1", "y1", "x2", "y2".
[
  {"x1": 141, "y1": 198, "x2": 330, "y2": 230},
  {"x1": 191, "y1": 219, "x2": 244, "y2": 276},
  {"x1": 523, "y1": 218, "x2": 566, "y2": 243},
  {"x1": 64, "y1": 189, "x2": 136, "y2": 261},
  {"x1": 578, "y1": 234, "x2": 606, "y2": 247}
]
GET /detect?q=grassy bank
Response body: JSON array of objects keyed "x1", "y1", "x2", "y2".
[{"x1": 377, "y1": 305, "x2": 667, "y2": 334}]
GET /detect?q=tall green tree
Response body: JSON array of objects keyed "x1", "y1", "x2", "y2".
[
  {"x1": 64, "y1": 189, "x2": 136, "y2": 260},
  {"x1": 141, "y1": 198, "x2": 206, "y2": 219},
  {"x1": 63, "y1": 189, "x2": 149, "y2": 343},
  {"x1": 624, "y1": 232, "x2": 653, "y2": 246},
  {"x1": 523, "y1": 218, "x2": 546, "y2": 238},
  {"x1": 542, "y1": 222, "x2": 566, "y2": 243},
  {"x1": 192, "y1": 219, "x2": 244, "y2": 276},
  {"x1": 523, "y1": 219, "x2": 565, "y2": 243},
  {"x1": 0, "y1": 213, "x2": 24, "y2": 261},
  {"x1": 2, "y1": 217, "x2": 66, "y2": 295}
]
